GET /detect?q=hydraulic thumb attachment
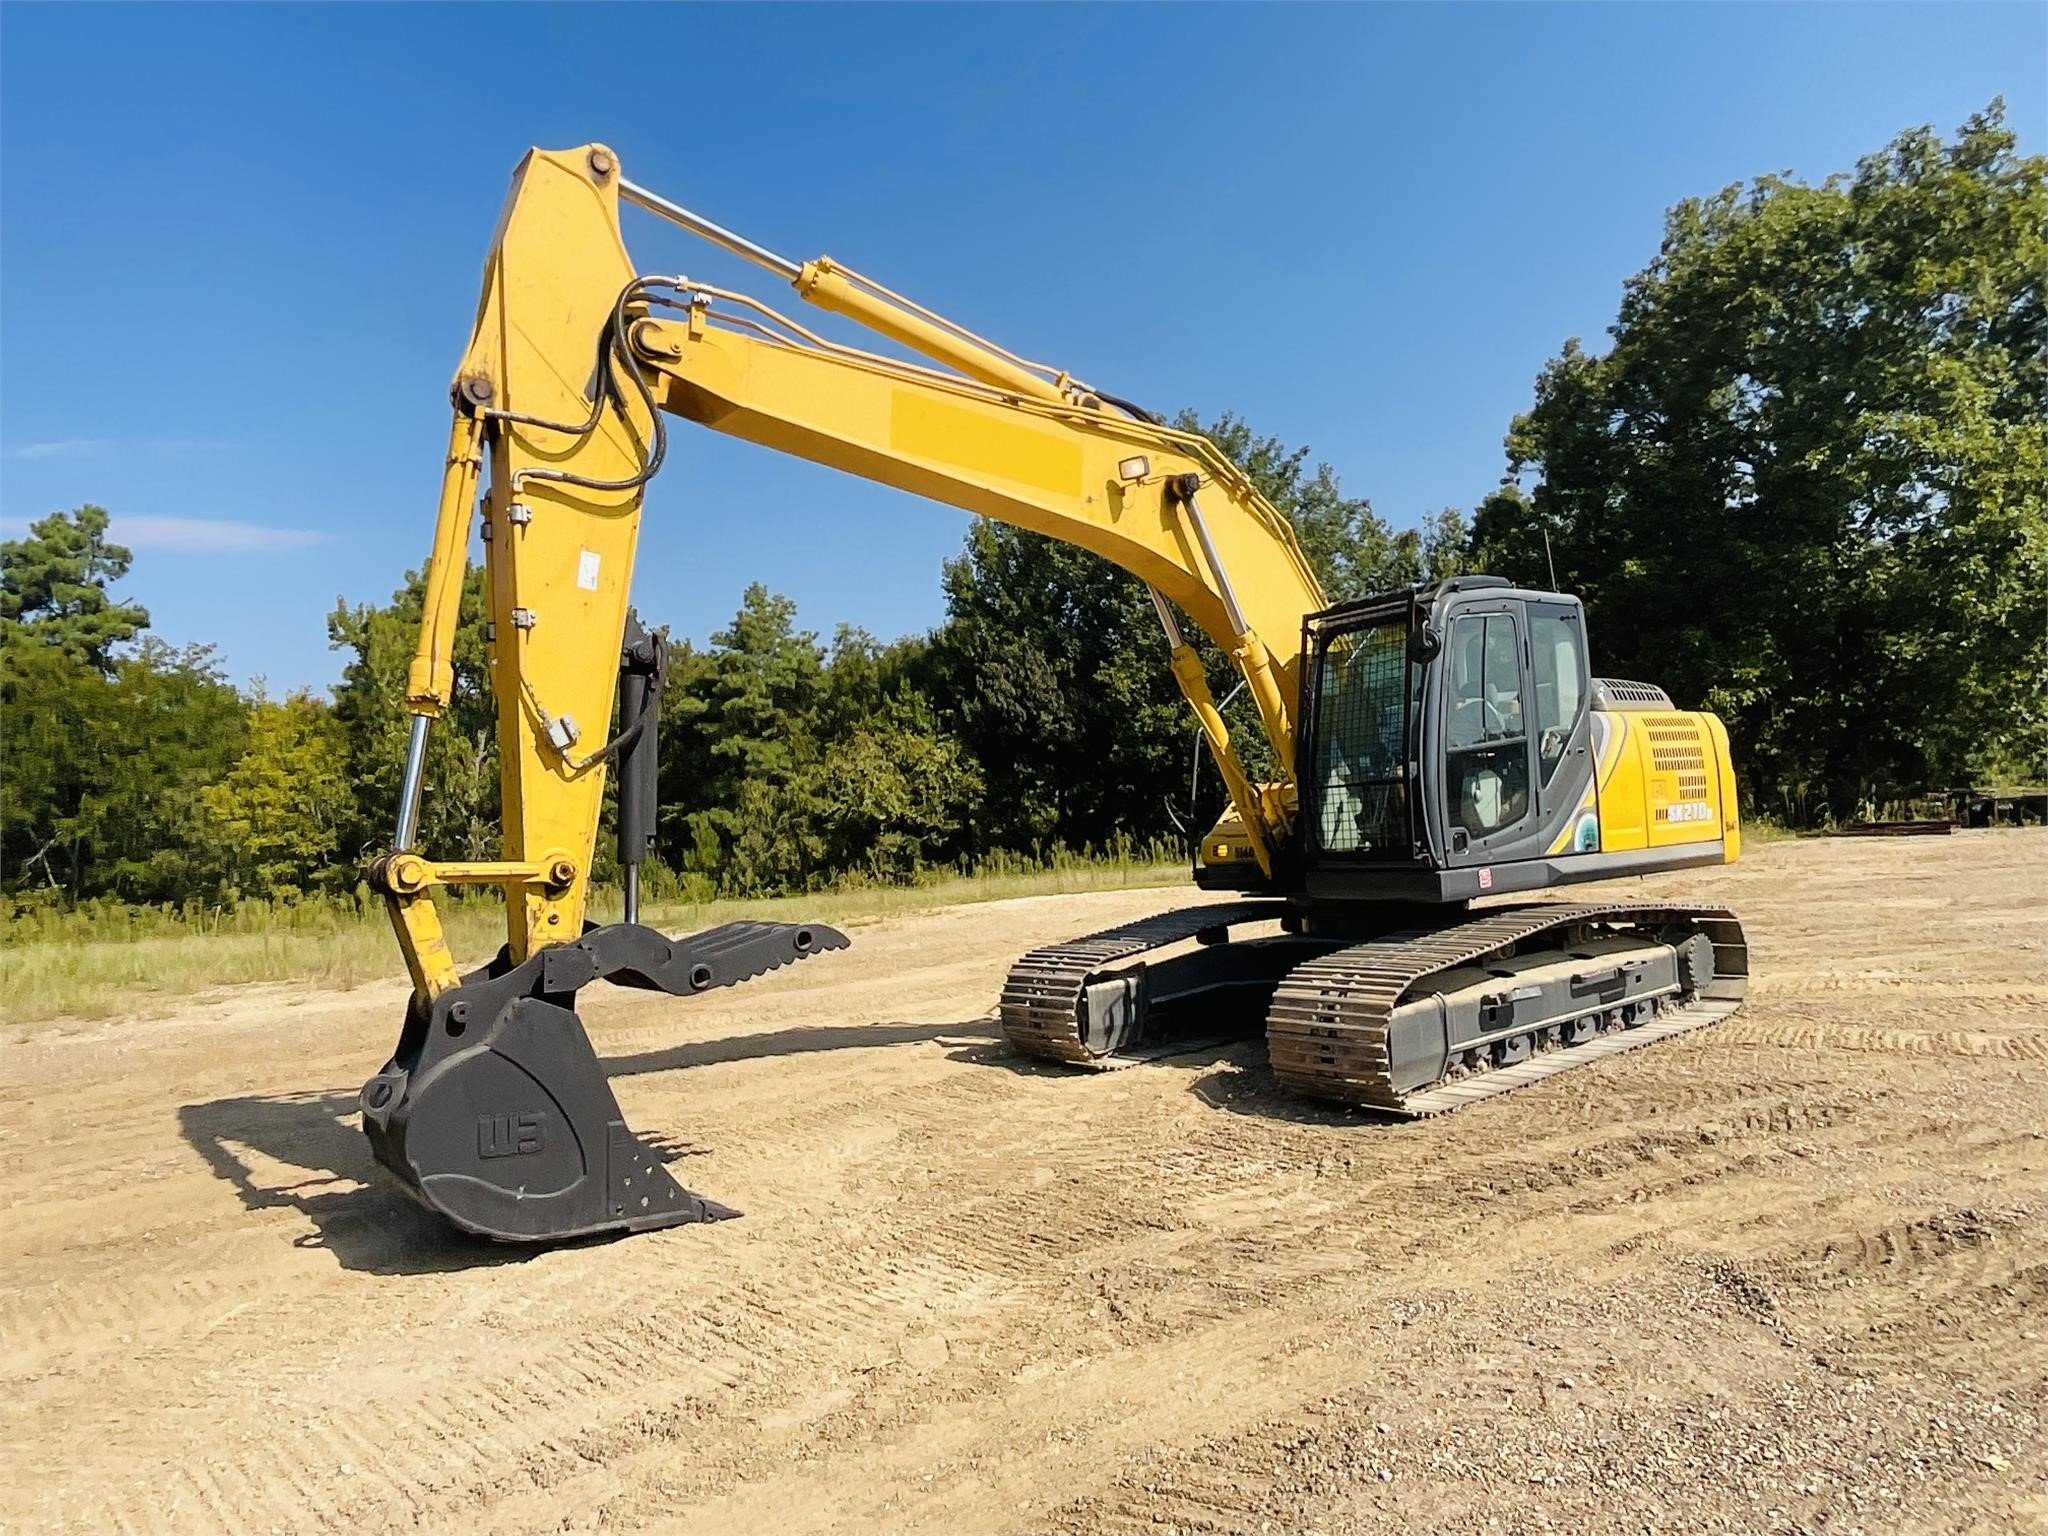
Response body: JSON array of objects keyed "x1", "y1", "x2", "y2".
[{"x1": 361, "y1": 918, "x2": 848, "y2": 1242}]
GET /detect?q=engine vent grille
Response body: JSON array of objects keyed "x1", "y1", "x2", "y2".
[
  {"x1": 1647, "y1": 721, "x2": 1709, "y2": 799},
  {"x1": 1591, "y1": 677, "x2": 1675, "y2": 711}
]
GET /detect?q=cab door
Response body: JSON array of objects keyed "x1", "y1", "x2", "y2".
[
  {"x1": 1437, "y1": 600, "x2": 1539, "y2": 865},
  {"x1": 1524, "y1": 598, "x2": 1596, "y2": 850}
]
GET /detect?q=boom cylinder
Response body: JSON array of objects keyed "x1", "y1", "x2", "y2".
[
  {"x1": 617, "y1": 180, "x2": 1062, "y2": 404},
  {"x1": 619, "y1": 177, "x2": 802, "y2": 281},
  {"x1": 794, "y1": 261, "x2": 1067, "y2": 405}
]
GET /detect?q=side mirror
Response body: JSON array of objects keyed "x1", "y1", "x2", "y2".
[{"x1": 1407, "y1": 623, "x2": 1442, "y2": 664}]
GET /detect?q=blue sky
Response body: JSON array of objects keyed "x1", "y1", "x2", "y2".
[{"x1": 3, "y1": 3, "x2": 2040, "y2": 693}]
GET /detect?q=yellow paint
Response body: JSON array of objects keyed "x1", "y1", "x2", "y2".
[
  {"x1": 1706, "y1": 712, "x2": 1743, "y2": 861},
  {"x1": 405, "y1": 414, "x2": 485, "y2": 714},
  {"x1": 1593, "y1": 709, "x2": 1734, "y2": 859},
  {"x1": 388, "y1": 144, "x2": 1328, "y2": 1000},
  {"x1": 1168, "y1": 643, "x2": 1271, "y2": 877},
  {"x1": 798, "y1": 259, "x2": 1068, "y2": 405},
  {"x1": 384, "y1": 891, "x2": 460, "y2": 999},
  {"x1": 889, "y1": 393, "x2": 1084, "y2": 498}
]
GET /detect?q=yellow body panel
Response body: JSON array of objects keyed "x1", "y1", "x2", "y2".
[
  {"x1": 1588, "y1": 709, "x2": 1738, "y2": 857},
  {"x1": 889, "y1": 394, "x2": 1085, "y2": 496}
]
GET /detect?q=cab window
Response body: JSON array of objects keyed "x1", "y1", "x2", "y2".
[
  {"x1": 1444, "y1": 613, "x2": 1529, "y2": 838},
  {"x1": 1528, "y1": 607, "x2": 1587, "y2": 785},
  {"x1": 1312, "y1": 620, "x2": 1411, "y2": 855}
]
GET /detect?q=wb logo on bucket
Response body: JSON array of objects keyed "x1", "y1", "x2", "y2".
[{"x1": 477, "y1": 1111, "x2": 546, "y2": 1159}]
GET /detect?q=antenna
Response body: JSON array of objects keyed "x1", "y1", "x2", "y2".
[{"x1": 1540, "y1": 523, "x2": 1559, "y2": 591}]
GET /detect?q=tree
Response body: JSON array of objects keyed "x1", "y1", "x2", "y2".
[
  {"x1": 2, "y1": 637, "x2": 247, "y2": 900},
  {"x1": 927, "y1": 519, "x2": 1179, "y2": 852},
  {"x1": 928, "y1": 411, "x2": 1458, "y2": 855},
  {"x1": 1180, "y1": 413, "x2": 1459, "y2": 599},
  {"x1": 201, "y1": 692, "x2": 354, "y2": 898},
  {"x1": 327, "y1": 566, "x2": 498, "y2": 864},
  {"x1": 1, "y1": 509, "x2": 252, "y2": 901},
  {"x1": 806, "y1": 693, "x2": 982, "y2": 882},
  {"x1": 1476, "y1": 103, "x2": 2047, "y2": 818},
  {"x1": 1418, "y1": 507, "x2": 1475, "y2": 584},
  {"x1": 1, "y1": 640, "x2": 102, "y2": 892},
  {"x1": 661, "y1": 584, "x2": 828, "y2": 892},
  {"x1": 0, "y1": 505, "x2": 150, "y2": 672}
]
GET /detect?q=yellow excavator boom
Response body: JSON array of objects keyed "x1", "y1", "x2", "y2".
[{"x1": 383, "y1": 143, "x2": 1325, "y2": 996}]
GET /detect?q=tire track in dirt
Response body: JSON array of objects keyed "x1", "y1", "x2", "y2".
[
  {"x1": 6, "y1": 835, "x2": 2047, "y2": 1535},
  {"x1": 1713, "y1": 1017, "x2": 2048, "y2": 1060}
]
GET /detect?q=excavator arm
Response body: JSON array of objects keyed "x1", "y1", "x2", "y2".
[
  {"x1": 387, "y1": 145, "x2": 1324, "y2": 988},
  {"x1": 361, "y1": 144, "x2": 1326, "y2": 1243}
]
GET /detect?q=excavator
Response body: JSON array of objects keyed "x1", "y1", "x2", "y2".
[{"x1": 360, "y1": 145, "x2": 1748, "y2": 1244}]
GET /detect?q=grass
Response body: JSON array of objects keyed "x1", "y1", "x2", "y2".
[
  {"x1": 1739, "y1": 815, "x2": 1800, "y2": 845},
  {"x1": 0, "y1": 854, "x2": 1188, "y2": 1030}
]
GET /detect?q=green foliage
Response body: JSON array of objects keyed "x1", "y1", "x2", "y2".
[
  {"x1": 927, "y1": 519, "x2": 1168, "y2": 850},
  {"x1": 661, "y1": 584, "x2": 828, "y2": 892},
  {"x1": 2, "y1": 636, "x2": 247, "y2": 901},
  {"x1": 1476, "y1": 103, "x2": 2047, "y2": 819},
  {"x1": 0, "y1": 505, "x2": 150, "y2": 672},
  {"x1": 1178, "y1": 413, "x2": 1466, "y2": 599},
  {"x1": 806, "y1": 695, "x2": 983, "y2": 882},
  {"x1": 327, "y1": 566, "x2": 498, "y2": 862},
  {"x1": 201, "y1": 693, "x2": 354, "y2": 898},
  {"x1": 655, "y1": 589, "x2": 984, "y2": 895}
]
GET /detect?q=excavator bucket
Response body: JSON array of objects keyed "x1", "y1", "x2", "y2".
[{"x1": 360, "y1": 919, "x2": 847, "y2": 1242}]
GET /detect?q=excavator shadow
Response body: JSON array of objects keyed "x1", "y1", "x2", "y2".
[
  {"x1": 178, "y1": 1017, "x2": 984, "y2": 1272},
  {"x1": 1185, "y1": 1057, "x2": 1394, "y2": 1127},
  {"x1": 947, "y1": 1032, "x2": 1259, "y2": 1078},
  {"x1": 953, "y1": 1029, "x2": 1390, "y2": 1127},
  {"x1": 940, "y1": 1013, "x2": 1067, "y2": 1072},
  {"x1": 176, "y1": 1090, "x2": 538, "y2": 1275},
  {"x1": 600, "y1": 1019, "x2": 992, "y2": 1079}
]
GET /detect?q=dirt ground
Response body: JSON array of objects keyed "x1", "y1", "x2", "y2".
[{"x1": 3, "y1": 830, "x2": 2043, "y2": 1535}]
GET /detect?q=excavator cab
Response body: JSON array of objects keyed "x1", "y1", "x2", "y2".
[
  {"x1": 1301, "y1": 576, "x2": 1565, "y2": 882},
  {"x1": 1199, "y1": 574, "x2": 1736, "y2": 899},
  {"x1": 1288, "y1": 575, "x2": 1736, "y2": 903}
]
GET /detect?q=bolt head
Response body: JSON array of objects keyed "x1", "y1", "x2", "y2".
[{"x1": 587, "y1": 148, "x2": 615, "y2": 179}]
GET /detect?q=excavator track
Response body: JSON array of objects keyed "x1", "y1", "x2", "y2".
[
  {"x1": 1265, "y1": 902, "x2": 1748, "y2": 1115},
  {"x1": 1000, "y1": 901, "x2": 1292, "y2": 1065}
]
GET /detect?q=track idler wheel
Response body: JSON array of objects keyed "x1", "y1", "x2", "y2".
[{"x1": 360, "y1": 919, "x2": 847, "y2": 1243}]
